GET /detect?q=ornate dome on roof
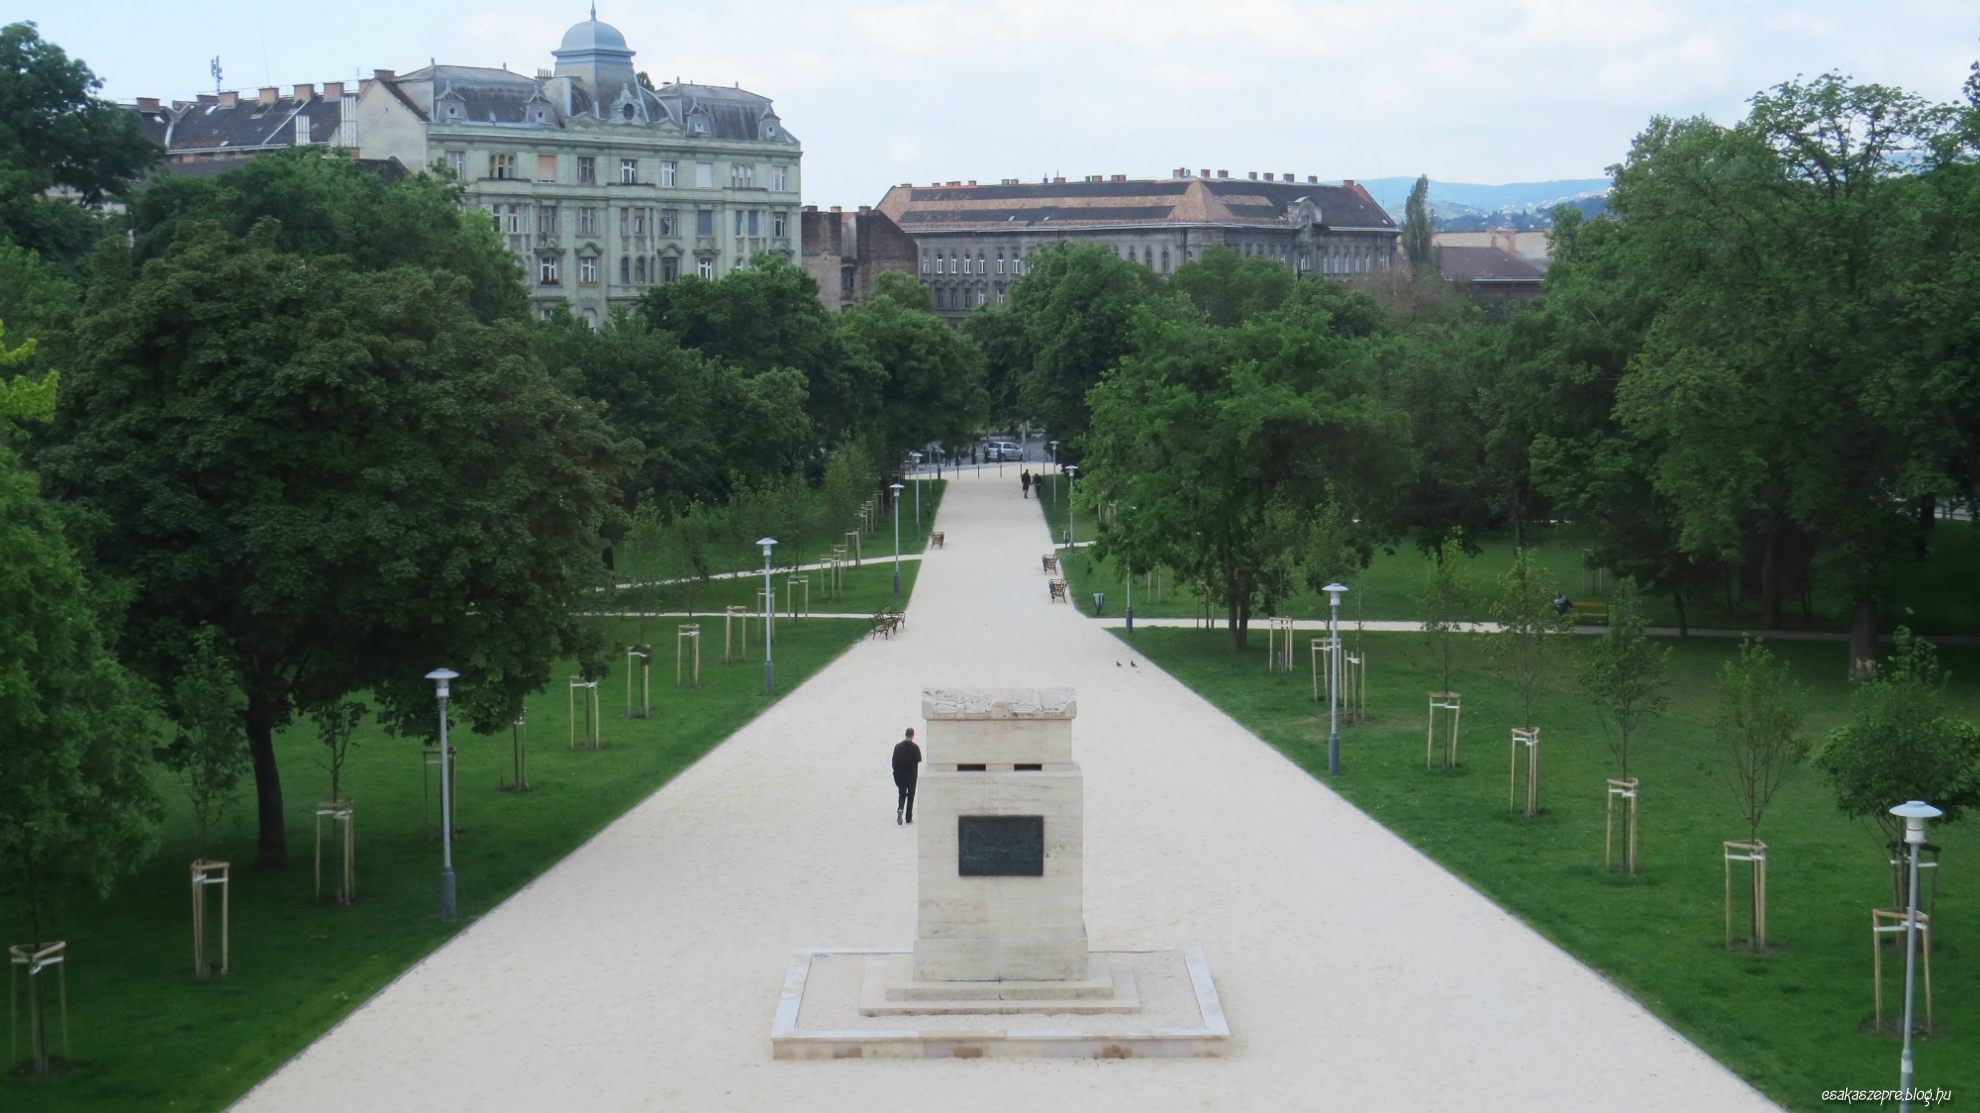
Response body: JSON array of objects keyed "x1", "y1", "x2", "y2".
[{"x1": 559, "y1": 19, "x2": 629, "y2": 54}]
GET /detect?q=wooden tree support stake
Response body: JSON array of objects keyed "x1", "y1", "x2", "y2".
[
  {"x1": 625, "y1": 645, "x2": 652, "y2": 718},
  {"x1": 1723, "y1": 839, "x2": 1766, "y2": 950},
  {"x1": 676, "y1": 624, "x2": 701, "y2": 688},
  {"x1": 1872, "y1": 906, "x2": 1933, "y2": 1033},
  {"x1": 1510, "y1": 728, "x2": 1540, "y2": 817},
  {"x1": 1605, "y1": 778, "x2": 1640, "y2": 874},
  {"x1": 787, "y1": 576, "x2": 810, "y2": 622},
  {"x1": 315, "y1": 803, "x2": 356, "y2": 905},
  {"x1": 1426, "y1": 692, "x2": 1462, "y2": 770},
  {"x1": 190, "y1": 859, "x2": 230, "y2": 977},
  {"x1": 568, "y1": 676, "x2": 601, "y2": 750},
  {"x1": 8, "y1": 941, "x2": 68, "y2": 1073},
  {"x1": 1266, "y1": 616, "x2": 1296, "y2": 675},
  {"x1": 501, "y1": 709, "x2": 531, "y2": 792},
  {"x1": 723, "y1": 605, "x2": 751, "y2": 664}
]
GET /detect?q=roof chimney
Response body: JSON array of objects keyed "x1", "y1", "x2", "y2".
[
  {"x1": 830, "y1": 205, "x2": 842, "y2": 213},
  {"x1": 1263, "y1": 173, "x2": 1274, "y2": 181},
  {"x1": 537, "y1": 68, "x2": 552, "y2": 79},
  {"x1": 802, "y1": 204, "x2": 817, "y2": 212},
  {"x1": 214, "y1": 91, "x2": 234, "y2": 107},
  {"x1": 1342, "y1": 179, "x2": 1355, "y2": 187},
  {"x1": 259, "y1": 87, "x2": 279, "y2": 104},
  {"x1": 1216, "y1": 170, "x2": 1228, "y2": 178},
  {"x1": 1308, "y1": 175, "x2": 1318, "y2": 183},
  {"x1": 1201, "y1": 168, "x2": 1211, "y2": 178},
  {"x1": 293, "y1": 83, "x2": 314, "y2": 100},
  {"x1": 967, "y1": 180, "x2": 976, "y2": 186},
  {"x1": 947, "y1": 181, "x2": 961, "y2": 187},
  {"x1": 1110, "y1": 174, "x2": 1126, "y2": 181},
  {"x1": 1284, "y1": 172, "x2": 1293, "y2": 180},
  {"x1": 1247, "y1": 171, "x2": 1258, "y2": 180},
  {"x1": 1054, "y1": 177, "x2": 1066, "y2": 184},
  {"x1": 323, "y1": 81, "x2": 344, "y2": 98},
  {"x1": 373, "y1": 69, "x2": 396, "y2": 82},
  {"x1": 136, "y1": 96, "x2": 161, "y2": 111}
]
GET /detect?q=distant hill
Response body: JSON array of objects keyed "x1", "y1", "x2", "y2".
[{"x1": 1354, "y1": 177, "x2": 1611, "y2": 229}]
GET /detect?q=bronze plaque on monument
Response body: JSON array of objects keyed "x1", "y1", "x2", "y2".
[{"x1": 957, "y1": 815, "x2": 1045, "y2": 876}]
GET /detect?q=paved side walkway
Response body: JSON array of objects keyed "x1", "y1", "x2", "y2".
[{"x1": 232, "y1": 471, "x2": 1776, "y2": 1113}]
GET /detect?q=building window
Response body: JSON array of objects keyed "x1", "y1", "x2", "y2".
[
  {"x1": 922, "y1": 250, "x2": 931, "y2": 274},
  {"x1": 996, "y1": 251, "x2": 1005, "y2": 274},
  {"x1": 772, "y1": 165, "x2": 788, "y2": 191},
  {"x1": 620, "y1": 256, "x2": 631, "y2": 284},
  {"x1": 539, "y1": 255, "x2": 559, "y2": 284},
  {"x1": 579, "y1": 256, "x2": 597, "y2": 284},
  {"x1": 578, "y1": 208, "x2": 597, "y2": 237},
  {"x1": 697, "y1": 257, "x2": 714, "y2": 279},
  {"x1": 659, "y1": 209, "x2": 679, "y2": 237},
  {"x1": 1161, "y1": 248, "x2": 1170, "y2": 271},
  {"x1": 841, "y1": 267, "x2": 855, "y2": 293},
  {"x1": 695, "y1": 161, "x2": 714, "y2": 188},
  {"x1": 662, "y1": 256, "x2": 678, "y2": 283},
  {"x1": 538, "y1": 206, "x2": 557, "y2": 235},
  {"x1": 977, "y1": 253, "x2": 986, "y2": 274},
  {"x1": 731, "y1": 163, "x2": 754, "y2": 188},
  {"x1": 635, "y1": 256, "x2": 647, "y2": 284},
  {"x1": 492, "y1": 204, "x2": 524, "y2": 234},
  {"x1": 660, "y1": 160, "x2": 677, "y2": 187},
  {"x1": 620, "y1": 208, "x2": 630, "y2": 236},
  {"x1": 444, "y1": 150, "x2": 466, "y2": 178},
  {"x1": 634, "y1": 208, "x2": 648, "y2": 236},
  {"x1": 583, "y1": 307, "x2": 597, "y2": 328},
  {"x1": 577, "y1": 157, "x2": 596, "y2": 184},
  {"x1": 696, "y1": 209, "x2": 713, "y2": 236},
  {"x1": 950, "y1": 254, "x2": 959, "y2": 275},
  {"x1": 621, "y1": 159, "x2": 639, "y2": 184},
  {"x1": 773, "y1": 211, "x2": 787, "y2": 237},
  {"x1": 536, "y1": 154, "x2": 557, "y2": 182},
  {"x1": 489, "y1": 153, "x2": 517, "y2": 179},
  {"x1": 748, "y1": 210, "x2": 760, "y2": 236}
]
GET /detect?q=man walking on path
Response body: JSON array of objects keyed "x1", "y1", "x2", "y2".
[
  {"x1": 892, "y1": 728, "x2": 921, "y2": 824},
  {"x1": 1021, "y1": 470, "x2": 1033, "y2": 499}
]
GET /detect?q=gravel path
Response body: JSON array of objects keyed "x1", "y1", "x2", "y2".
[{"x1": 231, "y1": 471, "x2": 1777, "y2": 1113}]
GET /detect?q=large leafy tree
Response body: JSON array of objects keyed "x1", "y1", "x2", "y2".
[
  {"x1": 32, "y1": 221, "x2": 636, "y2": 866},
  {"x1": 129, "y1": 148, "x2": 524, "y2": 323},
  {"x1": 638, "y1": 255, "x2": 874, "y2": 446},
  {"x1": 835, "y1": 272, "x2": 988, "y2": 468},
  {"x1": 1401, "y1": 174, "x2": 1438, "y2": 273},
  {"x1": 535, "y1": 311, "x2": 812, "y2": 505},
  {"x1": 1817, "y1": 629, "x2": 1980, "y2": 849},
  {"x1": 1082, "y1": 275, "x2": 1410, "y2": 648},
  {"x1": 978, "y1": 242, "x2": 1163, "y2": 459},
  {"x1": 0, "y1": 332, "x2": 159, "y2": 1072},
  {"x1": 0, "y1": 22, "x2": 158, "y2": 268}
]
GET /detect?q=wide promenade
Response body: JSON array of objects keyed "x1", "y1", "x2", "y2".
[{"x1": 232, "y1": 471, "x2": 1776, "y2": 1112}]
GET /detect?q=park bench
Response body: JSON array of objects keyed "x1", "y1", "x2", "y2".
[
  {"x1": 1571, "y1": 600, "x2": 1610, "y2": 624},
  {"x1": 1042, "y1": 554, "x2": 1060, "y2": 574},
  {"x1": 1048, "y1": 579, "x2": 1068, "y2": 603},
  {"x1": 869, "y1": 607, "x2": 905, "y2": 639},
  {"x1": 930, "y1": 532, "x2": 945, "y2": 549}
]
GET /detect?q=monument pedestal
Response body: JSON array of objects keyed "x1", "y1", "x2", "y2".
[{"x1": 770, "y1": 687, "x2": 1227, "y2": 1059}]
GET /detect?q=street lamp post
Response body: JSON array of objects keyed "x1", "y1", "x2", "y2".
[
  {"x1": 1124, "y1": 505, "x2": 1137, "y2": 634},
  {"x1": 1892, "y1": 799, "x2": 1944, "y2": 1112},
  {"x1": 1065, "y1": 465, "x2": 1079, "y2": 563},
  {"x1": 758, "y1": 538, "x2": 777, "y2": 693},
  {"x1": 909, "y1": 453, "x2": 922, "y2": 528},
  {"x1": 890, "y1": 482, "x2": 905, "y2": 597},
  {"x1": 1324, "y1": 584, "x2": 1347, "y2": 774},
  {"x1": 423, "y1": 668, "x2": 460, "y2": 922},
  {"x1": 1049, "y1": 441, "x2": 1060, "y2": 503}
]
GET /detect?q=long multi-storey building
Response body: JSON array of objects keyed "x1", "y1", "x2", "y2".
[
  {"x1": 353, "y1": 16, "x2": 802, "y2": 323},
  {"x1": 875, "y1": 171, "x2": 1400, "y2": 322}
]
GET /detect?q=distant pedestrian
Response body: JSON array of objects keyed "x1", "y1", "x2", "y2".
[
  {"x1": 1554, "y1": 594, "x2": 1573, "y2": 616},
  {"x1": 1021, "y1": 470, "x2": 1033, "y2": 498},
  {"x1": 892, "y1": 728, "x2": 922, "y2": 824}
]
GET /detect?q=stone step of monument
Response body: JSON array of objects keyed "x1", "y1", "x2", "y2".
[{"x1": 862, "y1": 953, "x2": 1140, "y2": 1016}]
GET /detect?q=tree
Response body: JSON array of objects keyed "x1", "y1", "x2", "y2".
[
  {"x1": 1816, "y1": 629, "x2": 1980, "y2": 850},
  {"x1": 1401, "y1": 174, "x2": 1439, "y2": 274},
  {"x1": 1081, "y1": 287, "x2": 1408, "y2": 648},
  {"x1": 638, "y1": 254, "x2": 874, "y2": 446},
  {"x1": 153, "y1": 625, "x2": 251, "y2": 849},
  {"x1": 311, "y1": 699, "x2": 368, "y2": 807},
  {"x1": 0, "y1": 23, "x2": 158, "y2": 267},
  {"x1": 1418, "y1": 530, "x2": 1474, "y2": 696},
  {"x1": 835, "y1": 271, "x2": 988, "y2": 466},
  {"x1": 985, "y1": 242, "x2": 1163, "y2": 458},
  {"x1": 1491, "y1": 546, "x2": 1575, "y2": 733},
  {"x1": 0, "y1": 343, "x2": 159, "y2": 1073},
  {"x1": 1716, "y1": 638, "x2": 1806, "y2": 845},
  {"x1": 1576, "y1": 577, "x2": 1670, "y2": 780},
  {"x1": 535, "y1": 310, "x2": 812, "y2": 506},
  {"x1": 1169, "y1": 246, "x2": 1295, "y2": 327},
  {"x1": 32, "y1": 221, "x2": 637, "y2": 867},
  {"x1": 128, "y1": 148, "x2": 526, "y2": 323}
]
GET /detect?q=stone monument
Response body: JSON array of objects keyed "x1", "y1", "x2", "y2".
[{"x1": 771, "y1": 686, "x2": 1227, "y2": 1058}]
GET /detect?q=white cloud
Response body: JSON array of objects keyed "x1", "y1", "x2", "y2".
[{"x1": 20, "y1": 0, "x2": 1977, "y2": 204}]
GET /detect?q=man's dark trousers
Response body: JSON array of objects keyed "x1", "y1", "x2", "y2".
[{"x1": 896, "y1": 777, "x2": 917, "y2": 822}]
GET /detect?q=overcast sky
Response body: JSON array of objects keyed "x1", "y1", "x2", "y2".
[{"x1": 19, "y1": 1, "x2": 1977, "y2": 205}]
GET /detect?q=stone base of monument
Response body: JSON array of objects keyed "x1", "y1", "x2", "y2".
[
  {"x1": 865, "y1": 952, "x2": 1139, "y2": 1014},
  {"x1": 772, "y1": 947, "x2": 1227, "y2": 1059}
]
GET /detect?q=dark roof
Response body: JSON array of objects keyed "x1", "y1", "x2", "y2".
[
  {"x1": 910, "y1": 180, "x2": 1194, "y2": 203},
  {"x1": 127, "y1": 93, "x2": 348, "y2": 155},
  {"x1": 1440, "y1": 245, "x2": 1544, "y2": 282},
  {"x1": 898, "y1": 205, "x2": 1176, "y2": 225},
  {"x1": 877, "y1": 178, "x2": 1397, "y2": 233}
]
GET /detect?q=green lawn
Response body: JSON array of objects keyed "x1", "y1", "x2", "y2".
[
  {"x1": 1114, "y1": 623, "x2": 1976, "y2": 1111},
  {"x1": 1044, "y1": 500, "x2": 1980, "y2": 637},
  {"x1": 1, "y1": 556, "x2": 933, "y2": 1109}
]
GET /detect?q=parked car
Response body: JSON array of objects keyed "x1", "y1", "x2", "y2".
[{"x1": 984, "y1": 441, "x2": 1024, "y2": 462}]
